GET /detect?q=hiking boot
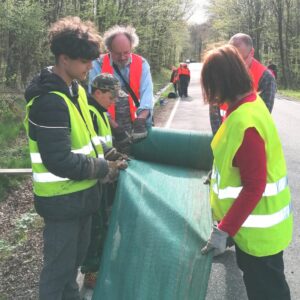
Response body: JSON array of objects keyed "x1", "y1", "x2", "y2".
[
  {"x1": 84, "y1": 272, "x2": 98, "y2": 289},
  {"x1": 132, "y1": 118, "x2": 148, "y2": 142}
]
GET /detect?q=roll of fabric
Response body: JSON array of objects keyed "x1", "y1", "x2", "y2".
[{"x1": 92, "y1": 128, "x2": 213, "y2": 300}]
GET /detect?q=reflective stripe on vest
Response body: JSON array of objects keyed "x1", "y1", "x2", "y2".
[
  {"x1": 212, "y1": 171, "x2": 288, "y2": 200},
  {"x1": 30, "y1": 140, "x2": 104, "y2": 164},
  {"x1": 33, "y1": 172, "x2": 69, "y2": 183},
  {"x1": 210, "y1": 96, "x2": 292, "y2": 256},
  {"x1": 101, "y1": 53, "x2": 143, "y2": 121},
  {"x1": 99, "y1": 135, "x2": 112, "y2": 144},
  {"x1": 212, "y1": 168, "x2": 290, "y2": 228},
  {"x1": 88, "y1": 105, "x2": 113, "y2": 148},
  {"x1": 24, "y1": 85, "x2": 103, "y2": 196},
  {"x1": 242, "y1": 203, "x2": 291, "y2": 228}
]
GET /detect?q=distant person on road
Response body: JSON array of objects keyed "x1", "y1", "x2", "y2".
[
  {"x1": 24, "y1": 17, "x2": 127, "y2": 299},
  {"x1": 177, "y1": 62, "x2": 190, "y2": 98},
  {"x1": 201, "y1": 45, "x2": 292, "y2": 300},
  {"x1": 170, "y1": 66, "x2": 179, "y2": 96},
  {"x1": 209, "y1": 33, "x2": 276, "y2": 134},
  {"x1": 267, "y1": 60, "x2": 278, "y2": 79},
  {"x1": 81, "y1": 73, "x2": 129, "y2": 289},
  {"x1": 89, "y1": 25, "x2": 154, "y2": 154}
]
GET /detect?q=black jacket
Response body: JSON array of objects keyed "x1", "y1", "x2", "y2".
[{"x1": 25, "y1": 67, "x2": 108, "y2": 220}]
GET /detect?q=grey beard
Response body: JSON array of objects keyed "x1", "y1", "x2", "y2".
[{"x1": 115, "y1": 59, "x2": 130, "y2": 68}]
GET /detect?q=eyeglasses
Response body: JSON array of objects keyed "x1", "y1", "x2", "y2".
[{"x1": 111, "y1": 50, "x2": 131, "y2": 58}]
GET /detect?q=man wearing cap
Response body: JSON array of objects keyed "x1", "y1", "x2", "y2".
[
  {"x1": 89, "y1": 25, "x2": 154, "y2": 153},
  {"x1": 81, "y1": 73, "x2": 129, "y2": 288}
]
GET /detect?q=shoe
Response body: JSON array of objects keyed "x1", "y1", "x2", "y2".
[{"x1": 84, "y1": 272, "x2": 98, "y2": 289}]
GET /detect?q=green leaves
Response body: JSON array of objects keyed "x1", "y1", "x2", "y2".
[{"x1": 205, "y1": 0, "x2": 300, "y2": 88}]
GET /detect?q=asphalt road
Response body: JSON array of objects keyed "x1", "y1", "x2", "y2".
[{"x1": 166, "y1": 62, "x2": 300, "y2": 300}]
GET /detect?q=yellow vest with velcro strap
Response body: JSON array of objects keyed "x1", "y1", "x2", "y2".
[
  {"x1": 89, "y1": 105, "x2": 113, "y2": 148},
  {"x1": 24, "y1": 85, "x2": 104, "y2": 197},
  {"x1": 210, "y1": 96, "x2": 292, "y2": 257}
]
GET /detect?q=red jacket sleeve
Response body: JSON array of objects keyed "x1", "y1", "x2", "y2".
[{"x1": 218, "y1": 128, "x2": 267, "y2": 237}]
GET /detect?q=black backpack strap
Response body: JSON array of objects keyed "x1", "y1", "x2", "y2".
[{"x1": 113, "y1": 63, "x2": 140, "y2": 108}]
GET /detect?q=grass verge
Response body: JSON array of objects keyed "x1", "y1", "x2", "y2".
[
  {"x1": 0, "y1": 211, "x2": 42, "y2": 260},
  {"x1": 152, "y1": 67, "x2": 172, "y2": 94},
  {"x1": 277, "y1": 89, "x2": 300, "y2": 101}
]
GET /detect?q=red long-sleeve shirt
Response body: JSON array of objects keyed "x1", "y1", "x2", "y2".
[{"x1": 218, "y1": 93, "x2": 267, "y2": 237}]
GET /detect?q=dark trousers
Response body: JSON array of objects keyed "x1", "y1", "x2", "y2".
[
  {"x1": 178, "y1": 75, "x2": 189, "y2": 97},
  {"x1": 235, "y1": 245, "x2": 291, "y2": 300},
  {"x1": 81, "y1": 183, "x2": 116, "y2": 273},
  {"x1": 39, "y1": 216, "x2": 92, "y2": 300},
  {"x1": 173, "y1": 83, "x2": 178, "y2": 94}
]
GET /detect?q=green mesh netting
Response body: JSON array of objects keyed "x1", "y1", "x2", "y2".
[{"x1": 92, "y1": 128, "x2": 213, "y2": 300}]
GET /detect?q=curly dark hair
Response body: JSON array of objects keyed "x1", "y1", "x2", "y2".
[{"x1": 48, "y1": 16, "x2": 102, "y2": 61}]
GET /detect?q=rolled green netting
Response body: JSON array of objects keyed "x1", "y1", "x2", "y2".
[
  {"x1": 131, "y1": 128, "x2": 213, "y2": 170},
  {"x1": 92, "y1": 128, "x2": 214, "y2": 300}
]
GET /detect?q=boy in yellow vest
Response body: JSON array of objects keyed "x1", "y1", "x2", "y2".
[
  {"x1": 24, "y1": 17, "x2": 127, "y2": 299},
  {"x1": 81, "y1": 73, "x2": 128, "y2": 289}
]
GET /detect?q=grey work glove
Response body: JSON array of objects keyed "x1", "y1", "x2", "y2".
[
  {"x1": 131, "y1": 117, "x2": 148, "y2": 142},
  {"x1": 104, "y1": 147, "x2": 130, "y2": 161},
  {"x1": 100, "y1": 160, "x2": 128, "y2": 184},
  {"x1": 201, "y1": 225, "x2": 229, "y2": 257},
  {"x1": 113, "y1": 127, "x2": 132, "y2": 146}
]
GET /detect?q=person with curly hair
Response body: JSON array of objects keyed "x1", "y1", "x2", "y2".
[{"x1": 24, "y1": 16, "x2": 126, "y2": 299}]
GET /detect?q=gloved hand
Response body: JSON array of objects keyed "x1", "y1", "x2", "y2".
[
  {"x1": 104, "y1": 147, "x2": 130, "y2": 161},
  {"x1": 201, "y1": 225, "x2": 229, "y2": 256},
  {"x1": 112, "y1": 126, "x2": 132, "y2": 146},
  {"x1": 100, "y1": 160, "x2": 128, "y2": 184},
  {"x1": 114, "y1": 159, "x2": 128, "y2": 170},
  {"x1": 132, "y1": 118, "x2": 148, "y2": 142}
]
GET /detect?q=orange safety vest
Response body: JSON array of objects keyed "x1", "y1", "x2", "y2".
[
  {"x1": 249, "y1": 58, "x2": 267, "y2": 91},
  {"x1": 177, "y1": 67, "x2": 190, "y2": 76},
  {"x1": 101, "y1": 53, "x2": 143, "y2": 121},
  {"x1": 219, "y1": 58, "x2": 267, "y2": 121}
]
